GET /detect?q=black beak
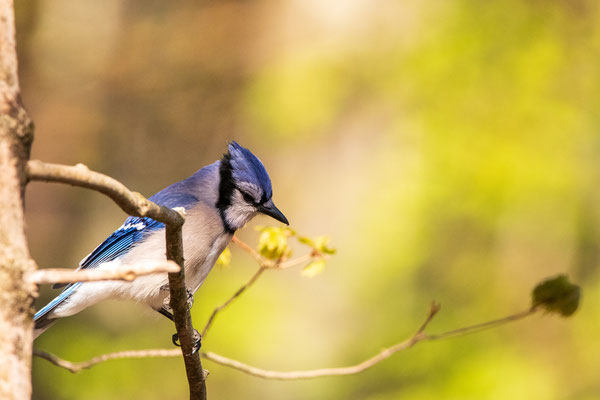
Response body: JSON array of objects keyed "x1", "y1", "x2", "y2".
[{"x1": 258, "y1": 199, "x2": 289, "y2": 225}]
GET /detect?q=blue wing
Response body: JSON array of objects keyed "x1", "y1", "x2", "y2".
[
  {"x1": 64, "y1": 189, "x2": 200, "y2": 276},
  {"x1": 79, "y1": 217, "x2": 165, "y2": 270},
  {"x1": 35, "y1": 217, "x2": 166, "y2": 321},
  {"x1": 34, "y1": 187, "x2": 200, "y2": 323}
]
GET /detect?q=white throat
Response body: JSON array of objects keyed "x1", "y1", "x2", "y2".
[{"x1": 224, "y1": 190, "x2": 257, "y2": 231}]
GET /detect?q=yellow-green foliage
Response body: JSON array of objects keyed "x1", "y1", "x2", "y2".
[
  {"x1": 298, "y1": 236, "x2": 336, "y2": 256},
  {"x1": 301, "y1": 259, "x2": 326, "y2": 278},
  {"x1": 254, "y1": 227, "x2": 336, "y2": 277},
  {"x1": 255, "y1": 226, "x2": 295, "y2": 260}
]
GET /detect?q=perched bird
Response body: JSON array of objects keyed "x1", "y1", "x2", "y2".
[{"x1": 34, "y1": 142, "x2": 288, "y2": 342}]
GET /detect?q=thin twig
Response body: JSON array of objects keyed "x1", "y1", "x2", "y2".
[
  {"x1": 34, "y1": 304, "x2": 540, "y2": 380},
  {"x1": 201, "y1": 266, "x2": 267, "y2": 339},
  {"x1": 33, "y1": 348, "x2": 181, "y2": 373},
  {"x1": 416, "y1": 301, "x2": 441, "y2": 334},
  {"x1": 277, "y1": 253, "x2": 314, "y2": 269},
  {"x1": 33, "y1": 348, "x2": 210, "y2": 379},
  {"x1": 202, "y1": 237, "x2": 316, "y2": 339},
  {"x1": 200, "y1": 303, "x2": 441, "y2": 380},
  {"x1": 231, "y1": 236, "x2": 266, "y2": 266},
  {"x1": 231, "y1": 236, "x2": 316, "y2": 270},
  {"x1": 426, "y1": 307, "x2": 536, "y2": 341},
  {"x1": 28, "y1": 261, "x2": 180, "y2": 285}
]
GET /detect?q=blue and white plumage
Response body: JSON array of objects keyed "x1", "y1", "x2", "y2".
[{"x1": 34, "y1": 142, "x2": 288, "y2": 338}]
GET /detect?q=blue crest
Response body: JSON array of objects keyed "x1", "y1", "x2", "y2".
[{"x1": 227, "y1": 141, "x2": 273, "y2": 200}]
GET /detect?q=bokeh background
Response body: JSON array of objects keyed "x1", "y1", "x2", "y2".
[{"x1": 17, "y1": 0, "x2": 600, "y2": 399}]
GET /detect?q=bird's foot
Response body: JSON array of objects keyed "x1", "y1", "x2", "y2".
[
  {"x1": 172, "y1": 329, "x2": 202, "y2": 354},
  {"x1": 160, "y1": 286, "x2": 194, "y2": 310},
  {"x1": 186, "y1": 289, "x2": 194, "y2": 309}
]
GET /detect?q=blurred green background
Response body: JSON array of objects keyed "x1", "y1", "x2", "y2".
[{"x1": 18, "y1": 0, "x2": 600, "y2": 399}]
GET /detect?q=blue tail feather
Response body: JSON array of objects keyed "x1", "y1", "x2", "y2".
[{"x1": 34, "y1": 283, "x2": 81, "y2": 328}]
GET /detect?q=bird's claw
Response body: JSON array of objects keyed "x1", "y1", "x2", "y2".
[
  {"x1": 192, "y1": 329, "x2": 201, "y2": 353},
  {"x1": 172, "y1": 329, "x2": 202, "y2": 354},
  {"x1": 186, "y1": 289, "x2": 194, "y2": 309},
  {"x1": 161, "y1": 287, "x2": 194, "y2": 311}
]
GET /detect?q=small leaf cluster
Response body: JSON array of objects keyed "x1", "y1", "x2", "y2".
[
  {"x1": 297, "y1": 235, "x2": 336, "y2": 277},
  {"x1": 255, "y1": 226, "x2": 296, "y2": 261},
  {"x1": 254, "y1": 227, "x2": 336, "y2": 276},
  {"x1": 218, "y1": 226, "x2": 336, "y2": 277},
  {"x1": 531, "y1": 274, "x2": 580, "y2": 317},
  {"x1": 297, "y1": 236, "x2": 336, "y2": 255}
]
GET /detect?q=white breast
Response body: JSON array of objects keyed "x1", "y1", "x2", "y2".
[
  {"x1": 51, "y1": 202, "x2": 232, "y2": 318},
  {"x1": 115, "y1": 202, "x2": 232, "y2": 309}
]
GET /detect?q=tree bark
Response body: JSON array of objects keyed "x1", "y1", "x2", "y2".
[{"x1": 0, "y1": 0, "x2": 36, "y2": 398}]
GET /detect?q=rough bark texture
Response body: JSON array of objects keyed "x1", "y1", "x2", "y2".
[
  {"x1": 166, "y1": 224, "x2": 207, "y2": 400},
  {"x1": 0, "y1": 0, "x2": 36, "y2": 398}
]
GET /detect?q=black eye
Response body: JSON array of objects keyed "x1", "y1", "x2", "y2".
[{"x1": 241, "y1": 191, "x2": 255, "y2": 204}]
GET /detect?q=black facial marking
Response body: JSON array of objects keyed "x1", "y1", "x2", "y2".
[{"x1": 216, "y1": 152, "x2": 235, "y2": 234}]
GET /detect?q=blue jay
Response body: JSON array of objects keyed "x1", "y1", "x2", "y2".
[{"x1": 34, "y1": 142, "x2": 288, "y2": 342}]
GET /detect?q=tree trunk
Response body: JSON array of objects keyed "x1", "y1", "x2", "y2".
[{"x1": 0, "y1": 0, "x2": 36, "y2": 398}]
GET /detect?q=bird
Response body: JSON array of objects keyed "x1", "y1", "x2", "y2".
[{"x1": 34, "y1": 141, "x2": 288, "y2": 344}]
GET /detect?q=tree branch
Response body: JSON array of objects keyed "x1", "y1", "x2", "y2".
[
  {"x1": 231, "y1": 236, "x2": 268, "y2": 266},
  {"x1": 34, "y1": 303, "x2": 540, "y2": 380},
  {"x1": 28, "y1": 261, "x2": 181, "y2": 285},
  {"x1": 277, "y1": 253, "x2": 314, "y2": 270},
  {"x1": 27, "y1": 160, "x2": 206, "y2": 400},
  {"x1": 426, "y1": 307, "x2": 536, "y2": 340},
  {"x1": 27, "y1": 160, "x2": 184, "y2": 227},
  {"x1": 166, "y1": 222, "x2": 207, "y2": 399},
  {"x1": 33, "y1": 348, "x2": 182, "y2": 373},
  {"x1": 201, "y1": 303, "x2": 440, "y2": 380}
]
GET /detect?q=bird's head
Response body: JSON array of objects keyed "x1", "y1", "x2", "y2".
[{"x1": 216, "y1": 141, "x2": 288, "y2": 232}]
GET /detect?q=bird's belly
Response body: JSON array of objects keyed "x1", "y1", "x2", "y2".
[
  {"x1": 124, "y1": 231, "x2": 232, "y2": 310},
  {"x1": 94, "y1": 227, "x2": 232, "y2": 310},
  {"x1": 184, "y1": 233, "x2": 232, "y2": 294}
]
